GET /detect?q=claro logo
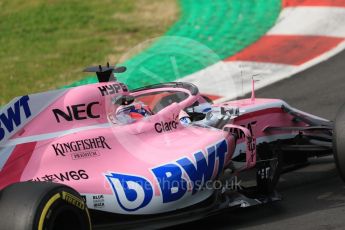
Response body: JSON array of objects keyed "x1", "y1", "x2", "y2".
[
  {"x1": 0, "y1": 96, "x2": 32, "y2": 141},
  {"x1": 154, "y1": 120, "x2": 178, "y2": 133},
  {"x1": 154, "y1": 114, "x2": 179, "y2": 133}
]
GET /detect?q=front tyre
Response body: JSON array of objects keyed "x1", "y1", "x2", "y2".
[
  {"x1": 334, "y1": 104, "x2": 345, "y2": 183},
  {"x1": 0, "y1": 182, "x2": 91, "y2": 230}
]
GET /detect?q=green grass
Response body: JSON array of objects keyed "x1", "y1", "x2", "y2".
[
  {"x1": 0, "y1": 0, "x2": 178, "y2": 104},
  {"x1": 67, "y1": 0, "x2": 281, "y2": 90}
]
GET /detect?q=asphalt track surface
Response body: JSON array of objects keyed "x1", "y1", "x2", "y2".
[{"x1": 169, "y1": 50, "x2": 345, "y2": 229}]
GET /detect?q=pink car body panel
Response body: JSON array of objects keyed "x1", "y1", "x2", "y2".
[
  {"x1": 0, "y1": 80, "x2": 327, "y2": 215},
  {"x1": 0, "y1": 82, "x2": 234, "y2": 214}
]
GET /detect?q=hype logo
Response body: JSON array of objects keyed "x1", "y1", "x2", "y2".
[{"x1": 105, "y1": 173, "x2": 153, "y2": 212}]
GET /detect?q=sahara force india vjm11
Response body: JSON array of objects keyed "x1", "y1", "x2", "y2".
[{"x1": 0, "y1": 65, "x2": 344, "y2": 230}]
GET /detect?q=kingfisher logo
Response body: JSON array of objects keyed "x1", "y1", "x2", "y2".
[
  {"x1": 52, "y1": 136, "x2": 111, "y2": 157},
  {"x1": 105, "y1": 139, "x2": 228, "y2": 212},
  {"x1": 0, "y1": 96, "x2": 32, "y2": 142}
]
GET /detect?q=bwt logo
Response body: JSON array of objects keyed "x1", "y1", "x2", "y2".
[
  {"x1": 105, "y1": 139, "x2": 228, "y2": 212},
  {"x1": 0, "y1": 96, "x2": 32, "y2": 141},
  {"x1": 105, "y1": 173, "x2": 153, "y2": 212}
]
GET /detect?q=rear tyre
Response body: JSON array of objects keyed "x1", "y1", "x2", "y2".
[
  {"x1": 333, "y1": 103, "x2": 345, "y2": 183},
  {"x1": 0, "y1": 182, "x2": 91, "y2": 230}
]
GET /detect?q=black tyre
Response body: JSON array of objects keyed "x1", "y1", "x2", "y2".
[
  {"x1": 333, "y1": 103, "x2": 345, "y2": 183},
  {"x1": 0, "y1": 182, "x2": 91, "y2": 230}
]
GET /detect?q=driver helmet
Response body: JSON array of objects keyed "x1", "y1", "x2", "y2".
[{"x1": 111, "y1": 95, "x2": 152, "y2": 124}]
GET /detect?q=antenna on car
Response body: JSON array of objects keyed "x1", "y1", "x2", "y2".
[
  {"x1": 240, "y1": 64, "x2": 244, "y2": 97},
  {"x1": 251, "y1": 74, "x2": 260, "y2": 102},
  {"x1": 83, "y1": 62, "x2": 127, "y2": 83}
]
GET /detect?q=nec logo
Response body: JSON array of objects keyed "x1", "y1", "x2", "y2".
[
  {"x1": 0, "y1": 96, "x2": 32, "y2": 141},
  {"x1": 52, "y1": 102, "x2": 100, "y2": 123}
]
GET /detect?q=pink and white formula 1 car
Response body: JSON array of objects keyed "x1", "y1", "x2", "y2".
[{"x1": 0, "y1": 65, "x2": 343, "y2": 230}]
